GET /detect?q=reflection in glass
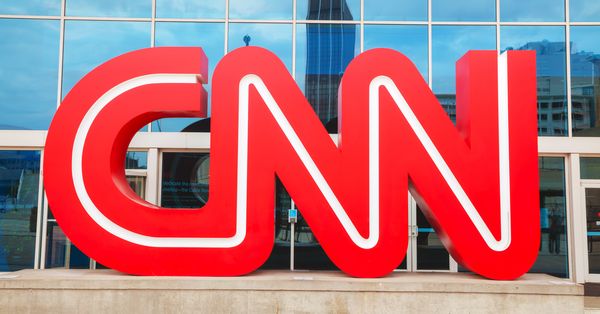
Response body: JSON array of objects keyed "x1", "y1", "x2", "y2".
[
  {"x1": 293, "y1": 192, "x2": 337, "y2": 270},
  {"x1": 364, "y1": 25, "x2": 428, "y2": 82},
  {"x1": 364, "y1": 0, "x2": 426, "y2": 21},
  {"x1": 581, "y1": 157, "x2": 600, "y2": 180},
  {"x1": 501, "y1": 26, "x2": 567, "y2": 136},
  {"x1": 587, "y1": 188, "x2": 600, "y2": 274},
  {"x1": 531, "y1": 157, "x2": 568, "y2": 278},
  {"x1": 228, "y1": 23, "x2": 293, "y2": 71},
  {"x1": 62, "y1": 21, "x2": 151, "y2": 96},
  {"x1": 126, "y1": 151, "x2": 147, "y2": 170},
  {"x1": 296, "y1": 23, "x2": 358, "y2": 129},
  {"x1": 501, "y1": 0, "x2": 564, "y2": 22},
  {"x1": 66, "y1": 0, "x2": 152, "y2": 18},
  {"x1": 45, "y1": 221, "x2": 89, "y2": 269},
  {"x1": 570, "y1": 27, "x2": 600, "y2": 136},
  {"x1": 229, "y1": 0, "x2": 292, "y2": 20},
  {"x1": 432, "y1": 26, "x2": 495, "y2": 122},
  {"x1": 0, "y1": 0, "x2": 61, "y2": 15},
  {"x1": 157, "y1": 0, "x2": 225, "y2": 19},
  {"x1": 153, "y1": 22, "x2": 225, "y2": 132},
  {"x1": 0, "y1": 19, "x2": 59, "y2": 130},
  {"x1": 297, "y1": 0, "x2": 359, "y2": 21},
  {"x1": 432, "y1": 0, "x2": 495, "y2": 21},
  {"x1": 161, "y1": 152, "x2": 209, "y2": 208},
  {"x1": 416, "y1": 206, "x2": 449, "y2": 270},
  {"x1": 0, "y1": 151, "x2": 40, "y2": 271},
  {"x1": 261, "y1": 180, "x2": 291, "y2": 269},
  {"x1": 570, "y1": 0, "x2": 600, "y2": 22},
  {"x1": 127, "y1": 176, "x2": 146, "y2": 200}
]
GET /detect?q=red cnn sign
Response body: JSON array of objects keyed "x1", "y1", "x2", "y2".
[{"x1": 43, "y1": 47, "x2": 539, "y2": 279}]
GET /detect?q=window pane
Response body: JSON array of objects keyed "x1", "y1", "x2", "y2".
[
  {"x1": 261, "y1": 180, "x2": 291, "y2": 269},
  {"x1": 228, "y1": 23, "x2": 292, "y2": 72},
  {"x1": 297, "y1": 0, "x2": 360, "y2": 21},
  {"x1": 581, "y1": 157, "x2": 600, "y2": 179},
  {"x1": 229, "y1": 0, "x2": 292, "y2": 20},
  {"x1": 570, "y1": 0, "x2": 600, "y2": 22},
  {"x1": 571, "y1": 26, "x2": 600, "y2": 136},
  {"x1": 45, "y1": 221, "x2": 90, "y2": 269},
  {"x1": 533, "y1": 157, "x2": 568, "y2": 278},
  {"x1": 296, "y1": 23, "x2": 359, "y2": 129},
  {"x1": 62, "y1": 21, "x2": 151, "y2": 96},
  {"x1": 161, "y1": 152, "x2": 209, "y2": 208},
  {"x1": 501, "y1": 0, "x2": 564, "y2": 22},
  {"x1": 0, "y1": 0, "x2": 61, "y2": 15},
  {"x1": 364, "y1": 0, "x2": 427, "y2": 21},
  {"x1": 126, "y1": 151, "x2": 147, "y2": 169},
  {"x1": 153, "y1": 22, "x2": 225, "y2": 132},
  {"x1": 432, "y1": 0, "x2": 495, "y2": 21},
  {"x1": 126, "y1": 176, "x2": 146, "y2": 199},
  {"x1": 364, "y1": 25, "x2": 428, "y2": 82},
  {"x1": 432, "y1": 26, "x2": 496, "y2": 122},
  {"x1": 66, "y1": 0, "x2": 152, "y2": 18},
  {"x1": 416, "y1": 206, "x2": 449, "y2": 270},
  {"x1": 501, "y1": 26, "x2": 567, "y2": 136},
  {"x1": 156, "y1": 0, "x2": 225, "y2": 19},
  {"x1": 0, "y1": 150, "x2": 40, "y2": 271},
  {"x1": 0, "y1": 19, "x2": 59, "y2": 130}
]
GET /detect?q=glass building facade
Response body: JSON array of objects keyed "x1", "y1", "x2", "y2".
[{"x1": 0, "y1": 0, "x2": 599, "y2": 282}]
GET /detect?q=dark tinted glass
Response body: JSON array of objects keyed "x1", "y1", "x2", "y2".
[
  {"x1": 229, "y1": 0, "x2": 292, "y2": 20},
  {"x1": 62, "y1": 21, "x2": 151, "y2": 96},
  {"x1": 45, "y1": 221, "x2": 90, "y2": 269},
  {"x1": 0, "y1": 0, "x2": 61, "y2": 15},
  {"x1": 296, "y1": 23, "x2": 359, "y2": 128},
  {"x1": 364, "y1": 0, "x2": 427, "y2": 21},
  {"x1": 586, "y1": 188, "x2": 600, "y2": 274},
  {"x1": 0, "y1": 150, "x2": 40, "y2": 271},
  {"x1": 156, "y1": 0, "x2": 226, "y2": 19},
  {"x1": 416, "y1": 206, "x2": 449, "y2": 270},
  {"x1": 432, "y1": 0, "x2": 495, "y2": 21},
  {"x1": 533, "y1": 157, "x2": 568, "y2": 278},
  {"x1": 501, "y1": 0, "x2": 564, "y2": 22},
  {"x1": 261, "y1": 180, "x2": 291, "y2": 269},
  {"x1": 0, "y1": 19, "x2": 60, "y2": 130},
  {"x1": 570, "y1": 0, "x2": 600, "y2": 22},
  {"x1": 581, "y1": 157, "x2": 600, "y2": 180},
  {"x1": 153, "y1": 22, "x2": 225, "y2": 132},
  {"x1": 570, "y1": 26, "x2": 600, "y2": 136},
  {"x1": 228, "y1": 23, "x2": 293, "y2": 71},
  {"x1": 297, "y1": 0, "x2": 360, "y2": 21},
  {"x1": 66, "y1": 0, "x2": 152, "y2": 18},
  {"x1": 432, "y1": 26, "x2": 496, "y2": 122},
  {"x1": 161, "y1": 152, "x2": 209, "y2": 208},
  {"x1": 364, "y1": 25, "x2": 428, "y2": 82},
  {"x1": 501, "y1": 26, "x2": 567, "y2": 136}
]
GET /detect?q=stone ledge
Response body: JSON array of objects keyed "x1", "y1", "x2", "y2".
[
  {"x1": 0, "y1": 269, "x2": 584, "y2": 314},
  {"x1": 0, "y1": 269, "x2": 582, "y2": 295}
]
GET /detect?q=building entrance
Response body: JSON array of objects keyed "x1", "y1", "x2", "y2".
[
  {"x1": 398, "y1": 196, "x2": 453, "y2": 272},
  {"x1": 583, "y1": 185, "x2": 600, "y2": 282}
]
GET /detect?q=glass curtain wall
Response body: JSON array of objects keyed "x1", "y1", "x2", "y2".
[{"x1": 2, "y1": 0, "x2": 600, "y2": 275}]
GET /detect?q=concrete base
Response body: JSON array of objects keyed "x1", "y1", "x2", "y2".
[{"x1": 0, "y1": 269, "x2": 583, "y2": 313}]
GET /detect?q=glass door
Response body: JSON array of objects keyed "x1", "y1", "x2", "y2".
[
  {"x1": 407, "y1": 196, "x2": 453, "y2": 272},
  {"x1": 584, "y1": 185, "x2": 600, "y2": 281}
]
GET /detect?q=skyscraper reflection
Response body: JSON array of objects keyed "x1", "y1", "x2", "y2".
[{"x1": 304, "y1": 0, "x2": 356, "y2": 128}]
